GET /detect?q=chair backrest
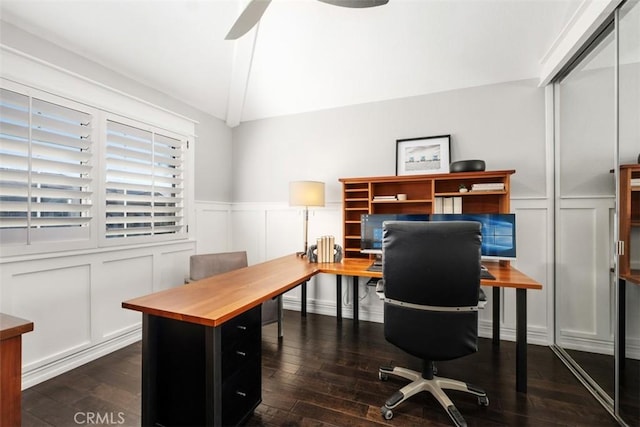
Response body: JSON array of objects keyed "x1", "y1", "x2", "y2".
[
  {"x1": 189, "y1": 251, "x2": 248, "y2": 281},
  {"x1": 382, "y1": 221, "x2": 482, "y2": 361}
]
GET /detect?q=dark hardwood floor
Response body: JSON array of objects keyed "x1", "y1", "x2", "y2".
[
  {"x1": 23, "y1": 311, "x2": 620, "y2": 426},
  {"x1": 568, "y1": 348, "x2": 639, "y2": 423}
]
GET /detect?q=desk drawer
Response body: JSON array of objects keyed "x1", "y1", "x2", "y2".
[
  {"x1": 222, "y1": 305, "x2": 261, "y2": 344},
  {"x1": 222, "y1": 334, "x2": 260, "y2": 381},
  {"x1": 222, "y1": 362, "x2": 261, "y2": 426}
]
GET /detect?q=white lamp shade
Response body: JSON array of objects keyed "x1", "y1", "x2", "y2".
[{"x1": 289, "y1": 181, "x2": 325, "y2": 207}]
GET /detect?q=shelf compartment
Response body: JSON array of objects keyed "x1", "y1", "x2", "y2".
[
  {"x1": 344, "y1": 199, "x2": 369, "y2": 210},
  {"x1": 372, "y1": 203, "x2": 431, "y2": 215},
  {"x1": 434, "y1": 177, "x2": 507, "y2": 194},
  {"x1": 371, "y1": 180, "x2": 433, "y2": 201},
  {"x1": 344, "y1": 210, "x2": 366, "y2": 222},
  {"x1": 345, "y1": 192, "x2": 369, "y2": 200},
  {"x1": 458, "y1": 194, "x2": 506, "y2": 213},
  {"x1": 435, "y1": 190, "x2": 507, "y2": 197},
  {"x1": 344, "y1": 222, "x2": 362, "y2": 237},
  {"x1": 372, "y1": 199, "x2": 432, "y2": 204}
]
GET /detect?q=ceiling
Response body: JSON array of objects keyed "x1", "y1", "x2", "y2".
[{"x1": 0, "y1": 0, "x2": 584, "y2": 126}]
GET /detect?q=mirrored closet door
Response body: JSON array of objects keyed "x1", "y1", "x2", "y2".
[
  {"x1": 554, "y1": 16, "x2": 616, "y2": 410},
  {"x1": 554, "y1": 1, "x2": 639, "y2": 425},
  {"x1": 617, "y1": 1, "x2": 639, "y2": 424}
]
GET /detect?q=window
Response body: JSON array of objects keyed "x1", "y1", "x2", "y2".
[
  {"x1": 0, "y1": 87, "x2": 93, "y2": 246},
  {"x1": 104, "y1": 118, "x2": 185, "y2": 242},
  {"x1": 0, "y1": 80, "x2": 191, "y2": 255}
]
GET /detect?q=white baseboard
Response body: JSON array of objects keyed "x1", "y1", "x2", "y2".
[
  {"x1": 22, "y1": 328, "x2": 142, "y2": 389},
  {"x1": 556, "y1": 333, "x2": 640, "y2": 360}
]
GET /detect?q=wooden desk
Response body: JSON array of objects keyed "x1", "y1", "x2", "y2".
[
  {"x1": 0, "y1": 313, "x2": 34, "y2": 427},
  {"x1": 123, "y1": 256, "x2": 316, "y2": 426},
  {"x1": 123, "y1": 254, "x2": 541, "y2": 426}
]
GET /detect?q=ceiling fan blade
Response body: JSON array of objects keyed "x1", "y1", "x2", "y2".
[
  {"x1": 225, "y1": 0, "x2": 272, "y2": 40},
  {"x1": 317, "y1": 0, "x2": 389, "y2": 8}
]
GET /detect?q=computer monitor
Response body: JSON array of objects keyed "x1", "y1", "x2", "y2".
[
  {"x1": 360, "y1": 213, "x2": 429, "y2": 255},
  {"x1": 429, "y1": 213, "x2": 516, "y2": 260}
]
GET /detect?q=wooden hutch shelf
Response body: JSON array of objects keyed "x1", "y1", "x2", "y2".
[
  {"x1": 620, "y1": 164, "x2": 640, "y2": 284},
  {"x1": 340, "y1": 170, "x2": 515, "y2": 259}
]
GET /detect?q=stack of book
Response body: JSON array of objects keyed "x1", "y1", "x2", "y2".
[
  {"x1": 433, "y1": 196, "x2": 462, "y2": 214},
  {"x1": 373, "y1": 195, "x2": 397, "y2": 201},
  {"x1": 315, "y1": 235, "x2": 336, "y2": 263},
  {"x1": 631, "y1": 178, "x2": 640, "y2": 187},
  {"x1": 471, "y1": 183, "x2": 505, "y2": 191}
]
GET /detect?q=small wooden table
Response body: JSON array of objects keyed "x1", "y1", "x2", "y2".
[{"x1": 0, "y1": 313, "x2": 34, "y2": 427}]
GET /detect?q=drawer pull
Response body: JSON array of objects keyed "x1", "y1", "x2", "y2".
[
  {"x1": 235, "y1": 390, "x2": 247, "y2": 397},
  {"x1": 236, "y1": 325, "x2": 247, "y2": 330},
  {"x1": 235, "y1": 350, "x2": 246, "y2": 357}
]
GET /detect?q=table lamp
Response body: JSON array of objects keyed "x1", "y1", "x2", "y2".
[{"x1": 289, "y1": 180, "x2": 325, "y2": 257}]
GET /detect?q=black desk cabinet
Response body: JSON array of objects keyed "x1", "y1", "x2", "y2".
[{"x1": 142, "y1": 305, "x2": 262, "y2": 426}]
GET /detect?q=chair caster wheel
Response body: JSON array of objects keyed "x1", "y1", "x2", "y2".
[
  {"x1": 381, "y1": 406, "x2": 393, "y2": 420},
  {"x1": 379, "y1": 371, "x2": 388, "y2": 381},
  {"x1": 478, "y1": 395, "x2": 489, "y2": 406}
]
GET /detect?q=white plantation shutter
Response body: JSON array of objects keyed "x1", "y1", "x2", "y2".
[
  {"x1": 0, "y1": 88, "x2": 93, "y2": 245},
  {"x1": 105, "y1": 119, "x2": 184, "y2": 240}
]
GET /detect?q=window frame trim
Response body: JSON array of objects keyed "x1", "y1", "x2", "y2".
[{"x1": 98, "y1": 112, "x2": 189, "y2": 248}]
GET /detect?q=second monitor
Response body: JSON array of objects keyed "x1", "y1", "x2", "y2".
[{"x1": 360, "y1": 213, "x2": 516, "y2": 260}]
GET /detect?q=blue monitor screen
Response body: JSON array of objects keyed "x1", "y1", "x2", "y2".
[
  {"x1": 360, "y1": 214, "x2": 429, "y2": 254},
  {"x1": 360, "y1": 213, "x2": 516, "y2": 259},
  {"x1": 430, "y1": 213, "x2": 516, "y2": 259}
]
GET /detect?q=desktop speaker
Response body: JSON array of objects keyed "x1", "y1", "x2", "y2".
[{"x1": 450, "y1": 159, "x2": 486, "y2": 173}]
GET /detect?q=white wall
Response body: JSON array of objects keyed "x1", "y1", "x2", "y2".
[
  {"x1": 229, "y1": 79, "x2": 552, "y2": 345},
  {"x1": 232, "y1": 79, "x2": 547, "y2": 203}
]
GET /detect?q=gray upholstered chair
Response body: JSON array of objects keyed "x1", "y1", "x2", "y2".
[
  {"x1": 378, "y1": 221, "x2": 488, "y2": 426},
  {"x1": 189, "y1": 251, "x2": 283, "y2": 338}
]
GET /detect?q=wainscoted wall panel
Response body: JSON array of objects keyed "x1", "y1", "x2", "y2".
[
  {"x1": 506, "y1": 203, "x2": 551, "y2": 342},
  {"x1": 96, "y1": 255, "x2": 153, "y2": 341},
  {"x1": 556, "y1": 197, "x2": 616, "y2": 355},
  {"x1": 158, "y1": 248, "x2": 193, "y2": 291},
  {"x1": 558, "y1": 208, "x2": 598, "y2": 334},
  {"x1": 265, "y1": 208, "x2": 303, "y2": 259},
  {"x1": 7, "y1": 264, "x2": 92, "y2": 369},
  {"x1": 231, "y1": 207, "x2": 268, "y2": 265},
  {"x1": 0, "y1": 241, "x2": 195, "y2": 388},
  {"x1": 194, "y1": 201, "x2": 232, "y2": 254}
]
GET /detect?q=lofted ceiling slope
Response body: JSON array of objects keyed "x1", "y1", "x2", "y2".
[{"x1": 0, "y1": 0, "x2": 584, "y2": 126}]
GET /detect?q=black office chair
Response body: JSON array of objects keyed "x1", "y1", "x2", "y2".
[
  {"x1": 189, "y1": 251, "x2": 283, "y2": 338},
  {"x1": 378, "y1": 221, "x2": 488, "y2": 426}
]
